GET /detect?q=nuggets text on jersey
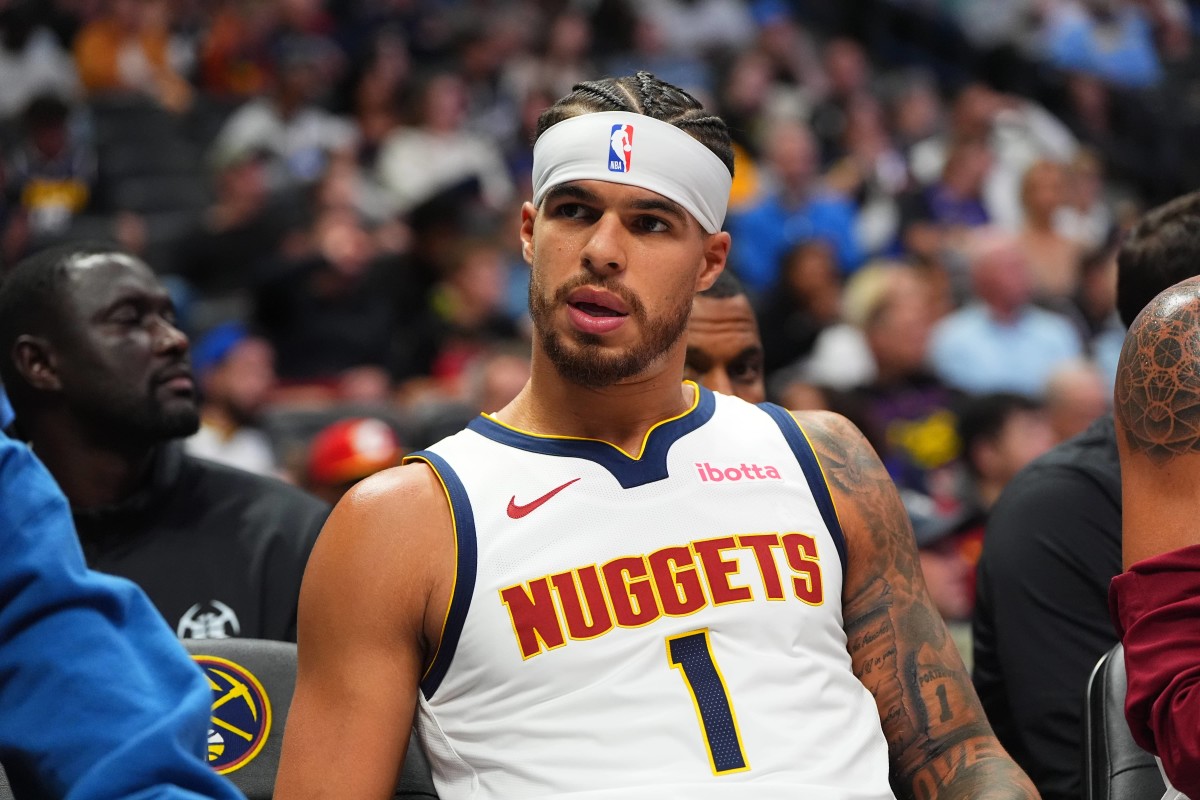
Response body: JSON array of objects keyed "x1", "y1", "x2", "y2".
[
  {"x1": 191, "y1": 655, "x2": 272, "y2": 774},
  {"x1": 500, "y1": 531, "x2": 825, "y2": 659}
]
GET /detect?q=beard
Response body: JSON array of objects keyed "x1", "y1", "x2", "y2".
[
  {"x1": 529, "y1": 270, "x2": 693, "y2": 388},
  {"x1": 76, "y1": 383, "x2": 200, "y2": 449}
]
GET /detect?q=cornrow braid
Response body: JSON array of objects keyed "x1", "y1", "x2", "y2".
[{"x1": 534, "y1": 71, "x2": 734, "y2": 177}]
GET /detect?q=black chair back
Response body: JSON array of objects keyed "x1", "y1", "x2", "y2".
[{"x1": 1083, "y1": 642, "x2": 1167, "y2": 800}]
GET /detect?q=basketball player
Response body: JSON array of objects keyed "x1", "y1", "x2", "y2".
[
  {"x1": 1111, "y1": 274, "x2": 1200, "y2": 799},
  {"x1": 685, "y1": 269, "x2": 766, "y2": 403},
  {"x1": 275, "y1": 73, "x2": 1036, "y2": 799}
]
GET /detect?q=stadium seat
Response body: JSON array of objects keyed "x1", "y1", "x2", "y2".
[
  {"x1": 0, "y1": 638, "x2": 439, "y2": 799},
  {"x1": 182, "y1": 638, "x2": 439, "y2": 799},
  {"x1": 1083, "y1": 643, "x2": 1166, "y2": 800}
]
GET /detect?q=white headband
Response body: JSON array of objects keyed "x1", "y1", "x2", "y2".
[{"x1": 532, "y1": 111, "x2": 732, "y2": 234}]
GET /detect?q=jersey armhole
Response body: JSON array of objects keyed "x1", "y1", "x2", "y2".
[
  {"x1": 757, "y1": 403, "x2": 849, "y2": 575},
  {"x1": 403, "y1": 450, "x2": 477, "y2": 699}
]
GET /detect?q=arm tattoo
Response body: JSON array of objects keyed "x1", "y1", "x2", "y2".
[
  {"x1": 800, "y1": 411, "x2": 1037, "y2": 799},
  {"x1": 1115, "y1": 281, "x2": 1200, "y2": 465}
]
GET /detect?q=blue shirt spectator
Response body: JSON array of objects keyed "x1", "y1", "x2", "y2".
[
  {"x1": 930, "y1": 303, "x2": 1083, "y2": 397},
  {"x1": 727, "y1": 191, "x2": 863, "y2": 294},
  {"x1": 929, "y1": 231, "x2": 1084, "y2": 397},
  {"x1": 1043, "y1": 4, "x2": 1162, "y2": 89},
  {"x1": 726, "y1": 119, "x2": 863, "y2": 295},
  {"x1": 0, "y1": 429, "x2": 244, "y2": 799}
]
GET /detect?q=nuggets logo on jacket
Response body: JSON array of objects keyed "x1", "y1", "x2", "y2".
[
  {"x1": 191, "y1": 655, "x2": 272, "y2": 774},
  {"x1": 609, "y1": 124, "x2": 633, "y2": 172}
]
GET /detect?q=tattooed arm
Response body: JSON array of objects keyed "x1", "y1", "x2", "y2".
[
  {"x1": 1114, "y1": 275, "x2": 1200, "y2": 567},
  {"x1": 797, "y1": 410, "x2": 1038, "y2": 800}
]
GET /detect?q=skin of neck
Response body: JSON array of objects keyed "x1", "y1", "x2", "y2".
[{"x1": 497, "y1": 343, "x2": 696, "y2": 458}]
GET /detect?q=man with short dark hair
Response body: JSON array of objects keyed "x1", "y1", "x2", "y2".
[
  {"x1": 973, "y1": 190, "x2": 1200, "y2": 800},
  {"x1": 0, "y1": 242, "x2": 328, "y2": 642},
  {"x1": 685, "y1": 269, "x2": 765, "y2": 403}
]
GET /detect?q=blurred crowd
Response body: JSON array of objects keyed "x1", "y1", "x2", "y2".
[{"x1": 0, "y1": 0, "x2": 1196, "y2": 620}]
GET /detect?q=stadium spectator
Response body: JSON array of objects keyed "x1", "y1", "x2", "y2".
[
  {"x1": 184, "y1": 322, "x2": 280, "y2": 477},
  {"x1": 756, "y1": 238, "x2": 842, "y2": 375},
  {"x1": 253, "y1": 205, "x2": 398, "y2": 398},
  {"x1": 209, "y1": 32, "x2": 357, "y2": 190},
  {"x1": 0, "y1": 0, "x2": 79, "y2": 120},
  {"x1": 1016, "y1": 159, "x2": 1083, "y2": 304},
  {"x1": 3, "y1": 93, "x2": 95, "y2": 261},
  {"x1": 728, "y1": 119, "x2": 864, "y2": 293},
  {"x1": 72, "y1": 0, "x2": 191, "y2": 112},
  {"x1": 844, "y1": 263, "x2": 962, "y2": 515},
  {"x1": 375, "y1": 70, "x2": 514, "y2": 216},
  {"x1": 929, "y1": 231, "x2": 1083, "y2": 396},
  {"x1": 0, "y1": 243, "x2": 328, "y2": 641},
  {"x1": 1042, "y1": 358, "x2": 1109, "y2": 444}
]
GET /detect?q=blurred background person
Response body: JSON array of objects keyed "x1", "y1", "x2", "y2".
[
  {"x1": 184, "y1": 322, "x2": 280, "y2": 477},
  {"x1": 1016, "y1": 158, "x2": 1082, "y2": 306},
  {"x1": 3, "y1": 92, "x2": 96, "y2": 262},
  {"x1": 1041, "y1": 357, "x2": 1109, "y2": 444},
  {"x1": 727, "y1": 118, "x2": 863, "y2": 295},
  {"x1": 929, "y1": 230, "x2": 1083, "y2": 397},
  {"x1": 72, "y1": 0, "x2": 191, "y2": 112},
  {"x1": 755, "y1": 238, "x2": 843, "y2": 376},
  {"x1": 916, "y1": 391, "x2": 1055, "y2": 663}
]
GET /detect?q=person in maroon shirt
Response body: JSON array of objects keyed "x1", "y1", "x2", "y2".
[{"x1": 1111, "y1": 271, "x2": 1200, "y2": 798}]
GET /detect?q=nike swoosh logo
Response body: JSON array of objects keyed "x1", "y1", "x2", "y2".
[{"x1": 507, "y1": 478, "x2": 581, "y2": 519}]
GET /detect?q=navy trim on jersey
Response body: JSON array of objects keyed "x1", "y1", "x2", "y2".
[
  {"x1": 758, "y1": 403, "x2": 849, "y2": 574},
  {"x1": 405, "y1": 450, "x2": 477, "y2": 699},
  {"x1": 465, "y1": 386, "x2": 717, "y2": 489}
]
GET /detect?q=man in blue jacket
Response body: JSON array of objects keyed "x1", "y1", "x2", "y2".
[{"x1": 0, "y1": 428, "x2": 244, "y2": 799}]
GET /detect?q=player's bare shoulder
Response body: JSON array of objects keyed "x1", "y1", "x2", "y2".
[{"x1": 301, "y1": 460, "x2": 456, "y2": 651}]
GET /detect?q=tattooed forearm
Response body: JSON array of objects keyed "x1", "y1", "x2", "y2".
[
  {"x1": 797, "y1": 410, "x2": 1039, "y2": 799},
  {"x1": 909, "y1": 737, "x2": 1038, "y2": 800},
  {"x1": 1115, "y1": 278, "x2": 1200, "y2": 465}
]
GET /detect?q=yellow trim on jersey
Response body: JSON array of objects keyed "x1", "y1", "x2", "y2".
[
  {"x1": 403, "y1": 454, "x2": 460, "y2": 682},
  {"x1": 790, "y1": 414, "x2": 847, "y2": 539},
  {"x1": 479, "y1": 381, "x2": 702, "y2": 460}
]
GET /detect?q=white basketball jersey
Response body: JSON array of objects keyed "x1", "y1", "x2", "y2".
[{"x1": 408, "y1": 385, "x2": 894, "y2": 799}]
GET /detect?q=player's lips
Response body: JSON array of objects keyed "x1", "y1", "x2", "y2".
[{"x1": 566, "y1": 287, "x2": 630, "y2": 335}]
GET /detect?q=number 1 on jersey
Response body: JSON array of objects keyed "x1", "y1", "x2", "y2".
[{"x1": 666, "y1": 629, "x2": 749, "y2": 774}]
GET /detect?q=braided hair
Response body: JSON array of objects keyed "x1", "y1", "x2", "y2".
[{"x1": 534, "y1": 71, "x2": 734, "y2": 177}]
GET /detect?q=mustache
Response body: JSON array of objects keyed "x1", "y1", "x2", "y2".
[{"x1": 553, "y1": 274, "x2": 645, "y2": 318}]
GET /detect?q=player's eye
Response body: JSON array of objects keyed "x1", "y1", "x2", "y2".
[
  {"x1": 554, "y1": 203, "x2": 592, "y2": 220},
  {"x1": 636, "y1": 216, "x2": 670, "y2": 233}
]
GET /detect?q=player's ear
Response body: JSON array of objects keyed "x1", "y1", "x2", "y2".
[
  {"x1": 695, "y1": 231, "x2": 731, "y2": 293},
  {"x1": 520, "y1": 202, "x2": 538, "y2": 267},
  {"x1": 12, "y1": 335, "x2": 61, "y2": 392}
]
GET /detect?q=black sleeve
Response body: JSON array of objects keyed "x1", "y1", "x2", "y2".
[{"x1": 972, "y1": 466, "x2": 1122, "y2": 800}]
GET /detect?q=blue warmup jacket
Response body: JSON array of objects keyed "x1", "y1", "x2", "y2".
[{"x1": 0, "y1": 430, "x2": 244, "y2": 799}]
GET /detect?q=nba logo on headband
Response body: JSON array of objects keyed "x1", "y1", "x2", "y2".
[{"x1": 609, "y1": 124, "x2": 633, "y2": 173}]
